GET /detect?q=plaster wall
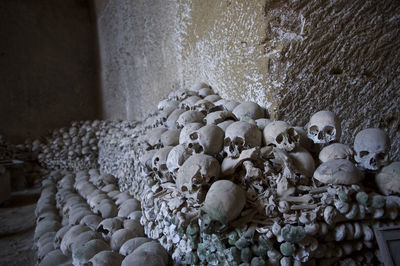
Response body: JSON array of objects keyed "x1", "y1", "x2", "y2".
[
  {"x1": 95, "y1": 0, "x2": 400, "y2": 160},
  {"x1": 0, "y1": 0, "x2": 99, "y2": 143}
]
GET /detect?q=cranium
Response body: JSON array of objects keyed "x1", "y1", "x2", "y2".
[
  {"x1": 144, "y1": 128, "x2": 167, "y2": 148},
  {"x1": 97, "y1": 217, "x2": 124, "y2": 240},
  {"x1": 204, "y1": 110, "x2": 236, "y2": 125},
  {"x1": 186, "y1": 124, "x2": 225, "y2": 155},
  {"x1": 151, "y1": 146, "x2": 173, "y2": 173},
  {"x1": 203, "y1": 94, "x2": 221, "y2": 102},
  {"x1": 193, "y1": 99, "x2": 216, "y2": 114},
  {"x1": 119, "y1": 237, "x2": 152, "y2": 256},
  {"x1": 176, "y1": 154, "x2": 220, "y2": 194},
  {"x1": 60, "y1": 224, "x2": 91, "y2": 255},
  {"x1": 287, "y1": 146, "x2": 315, "y2": 177},
  {"x1": 168, "y1": 89, "x2": 197, "y2": 101},
  {"x1": 313, "y1": 159, "x2": 363, "y2": 185},
  {"x1": 232, "y1": 101, "x2": 266, "y2": 120},
  {"x1": 189, "y1": 81, "x2": 211, "y2": 93},
  {"x1": 123, "y1": 219, "x2": 144, "y2": 236},
  {"x1": 166, "y1": 144, "x2": 191, "y2": 175},
  {"x1": 157, "y1": 99, "x2": 179, "y2": 110},
  {"x1": 179, "y1": 96, "x2": 202, "y2": 110},
  {"x1": 198, "y1": 87, "x2": 214, "y2": 97},
  {"x1": 263, "y1": 121, "x2": 299, "y2": 152},
  {"x1": 80, "y1": 214, "x2": 102, "y2": 231},
  {"x1": 214, "y1": 99, "x2": 240, "y2": 112},
  {"x1": 39, "y1": 249, "x2": 71, "y2": 266},
  {"x1": 118, "y1": 198, "x2": 141, "y2": 218},
  {"x1": 88, "y1": 250, "x2": 123, "y2": 266},
  {"x1": 110, "y1": 229, "x2": 136, "y2": 251},
  {"x1": 94, "y1": 200, "x2": 118, "y2": 219},
  {"x1": 217, "y1": 120, "x2": 235, "y2": 132},
  {"x1": 165, "y1": 109, "x2": 185, "y2": 129},
  {"x1": 121, "y1": 241, "x2": 168, "y2": 266},
  {"x1": 179, "y1": 122, "x2": 203, "y2": 145},
  {"x1": 375, "y1": 161, "x2": 400, "y2": 195},
  {"x1": 354, "y1": 128, "x2": 389, "y2": 171},
  {"x1": 176, "y1": 110, "x2": 205, "y2": 128},
  {"x1": 160, "y1": 129, "x2": 180, "y2": 147},
  {"x1": 319, "y1": 143, "x2": 354, "y2": 163},
  {"x1": 72, "y1": 239, "x2": 110, "y2": 266},
  {"x1": 202, "y1": 180, "x2": 246, "y2": 225},
  {"x1": 224, "y1": 121, "x2": 262, "y2": 158},
  {"x1": 306, "y1": 111, "x2": 341, "y2": 144},
  {"x1": 70, "y1": 230, "x2": 102, "y2": 253}
]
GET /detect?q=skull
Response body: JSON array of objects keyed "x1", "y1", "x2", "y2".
[
  {"x1": 176, "y1": 154, "x2": 220, "y2": 193},
  {"x1": 179, "y1": 122, "x2": 203, "y2": 145},
  {"x1": 375, "y1": 162, "x2": 400, "y2": 196},
  {"x1": 160, "y1": 129, "x2": 180, "y2": 147},
  {"x1": 263, "y1": 121, "x2": 299, "y2": 151},
  {"x1": 202, "y1": 180, "x2": 246, "y2": 225},
  {"x1": 151, "y1": 146, "x2": 173, "y2": 173},
  {"x1": 203, "y1": 94, "x2": 221, "y2": 102},
  {"x1": 224, "y1": 121, "x2": 262, "y2": 158},
  {"x1": 354, "y1": 128, "x2": 389, "y2": 171},
  {"x1": 204, "y1": 110, "x2": 236, "y2": 125},
  {"x1": 165, "y1": 109, "x2": 185, "y2": 129},
  {"x1": 193, "y1": 99, "x2": 216, "y2": 114},
  {"x1": 306, "y1": 111, "x2": 341, "y2": 144},
  {"x1": 157, "y1": 99, "x2": 179, "y2": 110},
  {"x1": 319, "y1": 143, "x2": 354, "y2": 163},
  {"x1": 314, "y1": 159, "x2": 363, "y2": 185},
  {"x1": 179, "y1": 96, "x2": 202, "y2": 110},
  {"x1": 168, "y1": 89, "x2": 197, "y2": 101},
  {"x1": 232, "y1": 101, "x2": 266, "y2": 120},
  {"x1": 186, "y1": 125, "x2": 225, "y2": 155},
  {"x1": 176, "y1": 110, "x2": 205, "y2": 128},
  {"x1": 214, "y1": 99, "x2": 240, "y2": 112},
  {"x1": 166, "y1": 144, "x2": 191, "y2": 175},
  {"x1": 189, "y1": 81, "x2": 211, "y2": 93}
]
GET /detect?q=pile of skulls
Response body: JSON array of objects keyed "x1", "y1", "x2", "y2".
[
  {"x1": 103, "y1": 83, "x2": 400, "y2": 265},
  {"x1": 37, "y1": 120, "x2": 108, "y2": 171},
  {"x1": 97, "y1": 120, "x2": 138, "y2": 190},
  {"x1": 34, "y1": 169, "x2": 168, "y2": 266}
]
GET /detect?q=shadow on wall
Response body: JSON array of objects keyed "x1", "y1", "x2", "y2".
[{"x1": 0, "y1": 0, "x2": 101, "y2": 143}]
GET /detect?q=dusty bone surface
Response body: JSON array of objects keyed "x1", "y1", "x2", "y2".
[{"x1": 32, "y1": 85, "x2": 400, "y2": 265}]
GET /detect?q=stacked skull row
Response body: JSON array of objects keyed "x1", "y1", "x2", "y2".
[{"x1": 34, "y1": 169, "x2": 168, "y2": 266}]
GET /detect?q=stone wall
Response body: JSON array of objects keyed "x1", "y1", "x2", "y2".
[
  {"x1": 94, "y1": 0, "x2": 400, "y2": 160},
  {"x1": 0, "y1": 0, "x2": 99, "y2": 143}
]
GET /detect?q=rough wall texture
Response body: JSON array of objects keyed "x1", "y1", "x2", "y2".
[
  {"x1": 0, "y1": 0, "x2": 99, "y2": 143},
  {"x1": 95, "y1": 0, "x2": 400, "y2": 160}
]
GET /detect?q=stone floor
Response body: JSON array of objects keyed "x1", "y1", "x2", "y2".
[{"x1": 0, "y1": 187, "x2": 40, "y2": 266}]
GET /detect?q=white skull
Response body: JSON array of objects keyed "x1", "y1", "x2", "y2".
[
  {"x1": 176, "y1": 154, "x2": 220, "y2": 193},
  {"x1": 176, "y1": 110, "x2": 205, "y2": 128},
  {"x1": 151, "y1": 146, "x2": 173, "y2": 173},
  {"x1": 166, "y1": 144, "x2": 191, "y2": 175},
  {"x1": 232, "y1": 101, "x2": 266, "y2": 120},
  {"x1": 307, "y1": 111, "x2": 341, "y2": 144},
  {"x1": 179, "y1": 96, "x2": 202, "y2": 110},
  {"x1": 375, "y1": 162, "x2": 400, "y2": 196},
  {"x1": 160, "y1": 129, "x2": 181, "y2": 147},
  {"x1": 198, "y1": 87, "x2": 214, "y2": 97},
  {"x1": 168, "y1": 89, "x2": 197, "y2": 101},
  {"x1": 203, "y1": 94, "x2": 221, "y2": 102},
  {"x1": 179, "y1": 122, "x2": 204, "y2": 145},
  {"x1": 313, "y1": 159, "x2": 363, "y2": 185},
  {"x1": 354, "y1": 128, "x2": 389, "y2": 170},
  {"x1": 224, "y1": 121, "x2": 262, "y2": 158},
  {"x1": 202, "y1": 180, "x2": 246, "y2": 225},
  {"x1": 263, "y1": 121, "x2": 299, "y2": 151},
  {"x1": 319, "y1": 143, "x2": 354, "y2": 163},
  {"x1": 165, "y1": 109, "x2": 186, "y2": 129},
  {"x1": 204, "y1": 110, "x2": 236, "y2": 125},
  {"x1": 193, "y1": 99, "x2": 216, "y2": 114},
  {"x1": 157, "y1": 99, "x2": 179, "y2": 110},
  {"x1": 214, "y1": 99, "x2": 240, "y2": 112},
  {"x1": 186, "y1": 124, "x2": 225, "y2": 155}
]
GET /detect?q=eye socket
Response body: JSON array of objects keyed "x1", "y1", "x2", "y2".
[
  {"x1": 324, "y1": 126, "x2": 335, "y2": 136},
  {"x1": 276, "y1": 134, "x2": 283, "y2": 144},
  {"x1": 309, "y1": 125, "x2": 319, "y2": 136},
  {"x1": 377, "y1": 152, "x2": 386, "y2": 161},
  {"x1": 360, "y1": 151, "x2": 369, "y2": 158},
  {"x1": 190, "y1": 132, "x2": 198, "y2": 140}
]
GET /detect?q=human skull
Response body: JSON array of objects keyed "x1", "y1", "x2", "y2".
[
  {"x1": 186, "y1": 124, "x2": 225, "y2": 155},
  {"x1": 319, "y1": 143, "x2": 354, "y2": 163},
  {"x1": 166, "y1": 144, "x2": 191, "y2": 175},
  {"x1": 88, "y1": 250, "x2": 123, "y2": 266},
  {"x1": 176, "y1": 154, "x2": 220, "y2": 193},
  {"x1": 202, "y1": 180, "x2": 246, "y2": 225},
  {"x1": 193, "y1": 99, "x2": 216, "y2": 114},
  {"x1": 313, "y1": 159, "x2": 363, "y2": 185},
  {"x1": 232, "y1": 101, "x2": 266, "y2": 120},
  {"x1": 306, "y1": 111, "x2": 341, "y2": 144},
  {"x1": 223, "y1": 121, "x2": 262, "y2": 158},
  {"x1": 179, "y1": 96, "x2": 202, "y2": 110},
  {"x1": 263, "y1": 121, "x2": 299, "y2": 152},
  {"x1": 204, "y1": 110, "x2": 236, "y2": 125},
  {"x1": 354, "y1": 128, "x2": 389, "y2": 171},
  {"x1": 179, "y1": 122, "x2": 203, "y2": 145},
  {"x1": 157, "y1": 99, "x2": 179, "y2": 110},
  {"x1": 375, "y1": 162, "x2": 400, "y2": 195},
  {"x1": 151, "y1": 146, "x2": 173, "y2": 173},
  {"x1": 160, "y1": 129, "x2": 180, "y2": 147},
  {"x1": 165, "y1": 109, "x2": 185, "y2": 129},
  {"x1": 176, "y1": 110, "x2": 205, "y2": 128},
  {"x1": 214, "y1": 99, "x2": 240, "y2": 112},
  {"x1": 168, "y1": 89, "x2": 197, "y2": 101}
]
